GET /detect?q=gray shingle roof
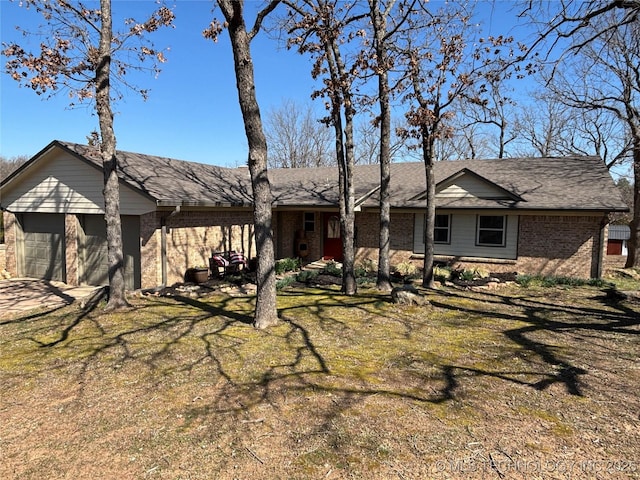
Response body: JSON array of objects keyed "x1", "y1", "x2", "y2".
[
  {"x1": 57, "y1": 141, "x2": 254, "y2": 206},
  {"x1": 24, "y1": 141, "x2": 630, "y2": 212}
]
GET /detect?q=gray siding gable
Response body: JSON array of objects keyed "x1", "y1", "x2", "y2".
[{"x1": 1, "y1": 144, "x2": 155, "y2": 215}]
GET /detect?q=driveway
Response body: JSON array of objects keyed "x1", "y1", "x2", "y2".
[{"x1": 0, "y1": 278, "x2": 100, "y2": 319}]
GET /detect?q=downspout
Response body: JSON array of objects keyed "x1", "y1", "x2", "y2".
[{"x1": 161, "y1": 205, "x2": 181, "y2": 287}]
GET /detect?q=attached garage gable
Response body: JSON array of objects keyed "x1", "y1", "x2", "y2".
[{"x1": 1, "y1": 146, "x2": 155, "y2": 215}]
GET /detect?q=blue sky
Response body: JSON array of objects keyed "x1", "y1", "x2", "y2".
[
  {"x1": 1, "y1": 0, "x2": 324, "y2": 166},
  {"x1": 1, "y1": 1, "x2": 540, "y2": 167}
]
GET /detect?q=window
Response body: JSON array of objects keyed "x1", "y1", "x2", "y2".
[
  {"x1": 327, "y1": 215, "x2": 340, "y2": 238},
  {"x1": 303, "y1": 212, "x2": 315, "y2": 232},
  {"x1": 477, "y1": 215, "x2": 506, "y2": 246},
  {"x1": 434, "y1": 214, "x2": 451, "y2": 244}
]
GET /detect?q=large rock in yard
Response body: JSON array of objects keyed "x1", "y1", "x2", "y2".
[{"x1": 391, "y1": 285, "x2": 427, "y2": 306}]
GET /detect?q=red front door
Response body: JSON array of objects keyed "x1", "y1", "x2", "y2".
[{"x1": 323, "y1": 213, "x2": 343, "y2": 261}]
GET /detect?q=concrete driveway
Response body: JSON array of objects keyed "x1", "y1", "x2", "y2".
[{"x1": 0, "y1": 278, "x2": 100, "y2": 319}]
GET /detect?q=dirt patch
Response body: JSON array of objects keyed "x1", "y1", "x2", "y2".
[{"x1": 1, "y1": 283, "x2": 639, "y2": 479}]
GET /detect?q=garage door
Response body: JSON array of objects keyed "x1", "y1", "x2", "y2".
[
  {"x1": 22, "y1": 213, "x2": 66, "y2": 281},
  {"x1": 80, "y1": 215, "x2": 140, "y2": 290}
]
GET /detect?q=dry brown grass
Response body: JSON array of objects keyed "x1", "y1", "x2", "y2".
[{"x1": 1, "y1": 282, "x2": 639, "y2": 479}]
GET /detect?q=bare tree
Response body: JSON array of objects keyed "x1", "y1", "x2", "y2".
[
  {"x1": 3, "y1": 0, "x2": 174, "y2": 310},
  {"x1": 204, "y1": 0, "x2": 280, "y2": 328},
  {"x1": 613, "y1": 176, "x2": 634, "y2": 225},
  {"x1": 521, "y1": 0, "x2": 640, "y2": 60},
  {"x1": 285, "y1": 0, "x2": 367, "y2": 295},
  {"x1": 367, "y1": 0, "x2": 402, "y2": 292},
  {"x1": 0, "y1": 155, "x2": 29, "y2": 182},
  {"x1": 265, "y1": 99, "x2": 334, "y2": 168},
  {"x1": 456, "y1": 75, "x2": 519, "y2": 159},
  {"x1": 397, "y1": 0, "x2": 519, "y2": 288},
  {"x1": 531, "y1": 9, "x2": 639, "y2": 267},
  {"x1": 511, "y1": 90, "x2": 575, "y2": 157}
]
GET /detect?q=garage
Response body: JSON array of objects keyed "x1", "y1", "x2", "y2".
[
  {"x1": 21, "y1": 213, "x2": 66, "y2": 281},
  {"x1": 79, "y1": 215, "x2": 141, "y2": 290}
]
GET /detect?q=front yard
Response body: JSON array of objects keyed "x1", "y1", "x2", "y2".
[{"x1": 1, "y1": 280, "x2": 638, "y2": 479}]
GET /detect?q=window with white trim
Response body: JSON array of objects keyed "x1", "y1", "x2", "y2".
[{"x1": 476, "y1": 215, "x2": 506, "y2": 246}]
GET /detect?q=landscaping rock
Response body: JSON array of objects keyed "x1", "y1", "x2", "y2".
[{"x1": 391, "y1": 285, "x2": 427, "y2": 306}]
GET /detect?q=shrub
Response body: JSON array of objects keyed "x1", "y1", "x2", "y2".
[
  {"x1": 394, "y1": 261, "x2": 417, "y2": 277},
  {"x1": 515, "y1": 274, "x2": 535, "y2": 287},
  {"x1": 275, "y1": 257, "x2": 300, "y2": 275},
  {"x1": 323, "y1": 260, "x2": 342, "y2": 277},
  {"x1": 276, "y1": 275, "x2": 296, "y2": 290},
  {"x1": 357, "y1": 259, "x2": 377, "y2": 276},
  {"x1": 433, "y1": 266, "x2": 452, "y2": 282},
  {"x1": 455, "y1": 269, "x2": 476, "y2": 281},
  {"x1": 296, "y1": 269, "x2": 319, "y2": 284}
]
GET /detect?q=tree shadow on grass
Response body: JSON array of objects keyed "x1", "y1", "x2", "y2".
[
  {"x1": 430, "y1": 286, "x2": 640, "y2": 397},
  {"x1": 4, "y1": 283, "x2": 639, "y2": 465}
]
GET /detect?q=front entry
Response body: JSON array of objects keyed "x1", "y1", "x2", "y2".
[{"x1": 322, "y1": 213, "x2": 343, "y2": 261}]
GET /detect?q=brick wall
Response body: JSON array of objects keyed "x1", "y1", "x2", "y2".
[
  {"x1": 516, "y1": 215, "x2": 605, "y2": 278},
  {"x1": 65, "y1": 214, "x2": 79, "y2": 285},
  {"x1": 163, "y1": 210, "x2": 255, "y2": 286},
  {"x1": 3, "y1": 212, "x2": 17, "y2": 277},
  {"x1": 276, "y1": 211, "x2": 298, "y2": 259},
  {"x1": 355, "y1": 212, "x2": 418, "y2": 267},
  {"x1": 275, "y1": 211, "x2": 321, "y2": 262},
  {"x1": 140, "y1": 211, "x2": 160, "y2": 289}
]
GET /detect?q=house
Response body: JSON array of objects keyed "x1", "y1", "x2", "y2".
[
  {"x1": 606, "y1": 225, "x2": 630, "y2": 256},
  {"x1": 0, "y1": 140, "x2": 628, "y2": 289}
]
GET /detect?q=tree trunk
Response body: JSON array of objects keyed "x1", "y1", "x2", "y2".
[
  {"x1": 341, "y1": 102, "x2": 357, "y2": 296},
  {"x1": 222, "y1": 1, "x2": 278, "y2": 328},
  {"x1": 331, "y1": 102, "x2": 357, "y2": 295},
  {"x1": 624, "y1": 138, "x2": 640, "y2": 268},
  {"x1": 422, "y1": 131, "x2": 436, "y2": 289},
  {"x1": 97, "y1": 0, "x2": 129, "y2": 311},
  {"x1": 371, "y1": 2, "x2": 392, "y2": 292}
]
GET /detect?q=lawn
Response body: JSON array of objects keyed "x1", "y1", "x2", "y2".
[{"x1": 1, "y1": 280, "x2": 639, "y2": 479}]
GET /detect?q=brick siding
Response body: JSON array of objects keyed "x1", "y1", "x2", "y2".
[
  {"x1": 140, "y1": 212, "x2": 161, "y2": 289},
  {"x1": 1, "y1": 208, "x2": 610, "y2": 289},
  {"x1": 516, "y1": 215, "x2": 605, "y2": 278},
  {"x1": 355, "y1": 212, "x2": 418, "y2": 266},
  {"x1": 65, "y1": 214, "x2": 79, "y2": 285},
  {"x1": 3, "y1": 212, "x2": 17, "y2": 277},
  {"x1": 275, "y1": 211, "x2": 321, "y2": 262},
  {"x1": 162, "y1": 210, "x2": 255, "y2": 286}
]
